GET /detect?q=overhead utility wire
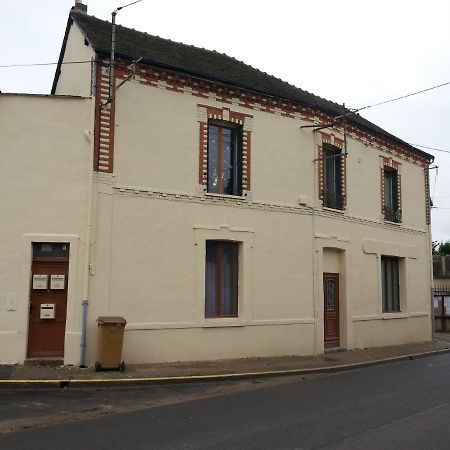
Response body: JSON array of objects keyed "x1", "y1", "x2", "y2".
[
  {"x1": 3, "y1": 58, "x2": 450, "y2": 152},
  {"x1": 301, "y1": 80, "x2": 450, "y2": 130},
  {"x1": 408, "y1": 144, "x2": 450, "y2": 154},
  {"x1": 0, "y1": 60, "x2": 92, "y2": 68},
  {"x1": 2, "y1": 59, "x2": 449, "y2": 122},
  {"x1": 355, "y1": 81, "x2": 450, "y2": 112},
  {"x1": 2, "y1": 59, "x2": 448, "y2": 108}
]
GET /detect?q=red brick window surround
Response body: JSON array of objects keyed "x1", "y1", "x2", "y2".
[
  {"x1": 380, "y1": 157, "x2": 402, "y2": 223},
  {"x1": 424, "y1": 168, "x2": 431, "y2": 225},
  {"x1": 318, "y1": 133, "x2": 347, "y2": 209},
  {"x1": 197, "y1": 105, "x2": 252, "y2": 195}
]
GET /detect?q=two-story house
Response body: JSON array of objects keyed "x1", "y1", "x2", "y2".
[{"x1": 0, "y1": 2, "x2": 434, "y2": 365}]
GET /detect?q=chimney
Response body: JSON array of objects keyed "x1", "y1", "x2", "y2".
[{"x1": 72, "y1": 1, "x2": 87, "y2": 14}]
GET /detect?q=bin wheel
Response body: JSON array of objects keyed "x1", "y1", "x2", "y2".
[
  {"x1": 119, "y1": 361, "x2": 125, "y2": 372},
  {"x1": 95, "y1": 362, "x2": 101, "y2": 372}
]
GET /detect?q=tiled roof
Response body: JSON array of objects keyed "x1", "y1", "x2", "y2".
[{"x1": 67, "y1": 10, "x2": 431, "y2": 160}]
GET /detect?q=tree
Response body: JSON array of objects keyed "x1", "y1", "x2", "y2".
[
  {"x1": 433, "y1": 241, "x2": 450, "y2": 255},
  {"x1": 432, "y1": 241, "x2": 440, "y2": 254}
]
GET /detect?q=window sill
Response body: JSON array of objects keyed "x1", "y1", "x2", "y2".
[
  {"x1": 381, "y1": 312, "x2": 407, "y2": 319},
  {"x1": 205, "y1": 192, "x2": 246, "y2": 200},
  {"x1": 384, "y1": 219, "x2": 402, "y2": 226},
  {"x1": 353, "y1": 312, "x2": 429, "y2": 321},
  {"x1": 322, "y1": 206, "x2": 346, "y2": 214},
  {"x1": 201, "y1": 318, "x2": 246, "y2": 328}
]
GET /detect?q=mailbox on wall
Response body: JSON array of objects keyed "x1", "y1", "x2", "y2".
[
  {"x1": 32, "y1": 274, "x2": 48, "y2": 290},
  {"x1": 50, "y1": 275, "x2": 65, "y2": 290},
  {"x1": 40, "y1": 304, "x2": 55, "y2": 319}
]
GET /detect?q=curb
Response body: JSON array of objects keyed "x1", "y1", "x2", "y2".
[{"x1": 1, "y1": 347, "x2": 449, "y2": 389}]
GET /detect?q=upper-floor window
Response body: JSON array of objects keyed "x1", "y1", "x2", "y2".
[
  {"x1": 207, "y1": 122, "x2": 242, "y2": 196},
  {"x1": 323, "y1": 144, "x2": 344, "y2": 210},
  {"x1": 383, "y1": 167, "x2": 401, "y2": 222}
]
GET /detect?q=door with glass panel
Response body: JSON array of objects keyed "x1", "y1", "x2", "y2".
[
  {"x1": 323, "y1": 273, "x2": 340, "y2": 348},
  {"x1": 27, "y1": 243, "x2": 69, "y2": 358}
]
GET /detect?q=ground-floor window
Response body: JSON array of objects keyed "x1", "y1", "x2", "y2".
[
  {"x1": 381, "y1": 256, "x2": 400, "y2": 312},
  {"x1": 205, "y1": 241, "x2": 239, "y2": 317}
]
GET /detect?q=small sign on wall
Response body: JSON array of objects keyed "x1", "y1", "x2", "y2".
[
  {"x1": 50, "y1": 275, "x2": 65, "y2": 290},
  {"x1": 32, "y1": 274, "x2": 48, "y2": 290},
  {"x1": 6, "y1": 294, "x2": 18, "y2": 311}
]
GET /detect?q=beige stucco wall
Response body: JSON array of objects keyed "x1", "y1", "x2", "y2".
[
  {"x1": 2, "y1": 18, "x2": 432, "y2": 365},
  {"x1": 78, "y1": 77, "x2": 432, "y2": 364},
  {"x1": 0, "y1": 94, "x2": 91, "y2": 363},
  {"x1": 0, "y1": 86, "x2": 431, "y2": 365},
  {"x1": 54, "y1": 22, "x2": 94, "y2": 97}
]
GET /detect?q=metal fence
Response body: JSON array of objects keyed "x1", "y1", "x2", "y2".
[{"x1": 433, "y1": 286, "x2": 450, "y2": 331}]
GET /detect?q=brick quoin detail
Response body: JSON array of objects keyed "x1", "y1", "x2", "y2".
[
  {"x1": 424, "y1": 167, "x2": 431, "y2": 225},
  {"x1": 197, "y1": 104, "x2": 253, "y2": 192},
  {"x1": 318, "y1": 133, "x2": 346, "y2": 207},
  {"x1": 94, "y1": 62, "x2": 115, "y2": 173},
  {"x1": 96, "y1": 58, "x2": 431, "y2": 174}
]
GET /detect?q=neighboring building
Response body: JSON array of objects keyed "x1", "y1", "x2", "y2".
[
  {"x1": 433, "y1": 255, "x2": 450, "y2": 331},
  {"x1": 0, "y1": 93, "x2": 91, "y2": 363},
  {"x1": 0, "y1": 2, "x2": 435, "y2": 365},
  {"x1": 433, "y1": 255, "x2": 450, "y2": 290}
]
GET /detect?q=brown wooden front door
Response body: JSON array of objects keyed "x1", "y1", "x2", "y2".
[
  {"x1": 323, "y1": 273, "x2": 340, "y2": 348},
  {"x1": 27, "y1": 244, "x2": 69, "y2": 358}
]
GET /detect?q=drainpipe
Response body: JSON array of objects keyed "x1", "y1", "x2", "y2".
[
  {"x1": 80, "y1": 59, "x2": 97, "y2": 368},
  {"x1": 311, "y1": 131, "x2": 319, "y2": 355},
  {"x1": 427, "y1": 162, "x2": 435, "y2": 342},
  {"x1": 80, "y1": 299, "x2": 89, "y2": 367},
  {"x1": 107, "y1": 8, "x2": 118, "y2": 105}
]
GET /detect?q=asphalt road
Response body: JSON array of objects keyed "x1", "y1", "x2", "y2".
[{"x1": 1, "y1": 353, "x2": 450, "y2": 449}]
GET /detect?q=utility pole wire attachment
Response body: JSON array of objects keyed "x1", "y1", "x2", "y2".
[
  {"x1": 104, "y1": 0, "x2": 144, "y2": 108},
  {"x1": 116, "y1": 57, "x2": 144, "y2": 91}
]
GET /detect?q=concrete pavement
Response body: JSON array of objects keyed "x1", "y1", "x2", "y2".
[{"x1": 1, "y1": 335, "x2": 449, "y2": 388}]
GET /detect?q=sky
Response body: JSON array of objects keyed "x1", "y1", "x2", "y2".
[{"x1": 1, "y1": 0, "x2": 449, "y2": 241}]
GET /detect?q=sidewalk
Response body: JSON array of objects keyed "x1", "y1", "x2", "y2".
[{"x1": 1, "y1": 337, "x2": 449, "y2": 388}]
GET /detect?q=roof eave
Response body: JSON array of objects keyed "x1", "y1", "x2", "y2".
[
  {"x1": 52, "y1": 11, "x2": 97, "y2": 95},
  {"x1": 93, "y1": 50, "x2": 433, "y2": 162},
  {"x1": 51, "y1": 15, "x2": 74, "y2": 94}
]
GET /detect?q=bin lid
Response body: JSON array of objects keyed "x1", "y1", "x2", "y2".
[{"x1": 97, "y1": 316, "x2": 127, "y2": 326}]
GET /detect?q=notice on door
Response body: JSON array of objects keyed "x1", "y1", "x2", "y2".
[{"x1": 50, "y1": 274, "x2": 65, "y2": 290}]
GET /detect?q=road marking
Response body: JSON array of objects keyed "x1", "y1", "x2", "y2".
[{"x1": 1, "y1": 348, "x2": 449, "y2": 386}]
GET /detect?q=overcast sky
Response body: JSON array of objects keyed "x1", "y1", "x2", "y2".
[{"x1": 1, "y1": 0, "x2": 449, "y2": 241}]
